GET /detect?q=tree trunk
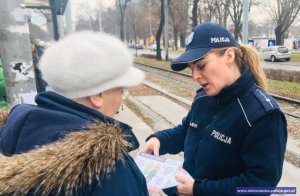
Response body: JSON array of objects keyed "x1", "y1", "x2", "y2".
[
  {"x1": 233, "y1": 23, "x2": 242, "y2": 41},
  {"x1": 118, "y1": 0, "x2": 128, "y2": 41},
  {"x1": 223, "y1": 0, "x2": 230, "y2": 28},
  {"x1": 120, "y1": 17, "x2": 125, "y2": 41},
  {"x1": 156, "y1": 0, "x2": 164, "y2": 60},
  {"x1": 275, "y1": 26, "x2": 284, "y2": 45},
  {"x1": 234, "y1": 26, "x2": 239, "y2": 41},
  {"x1": 179, "y1": 33, "x2": 186, "y2": 48},
  {"x1": 192, "y1": 0, "x2": 199, "y2": 27},
  {"x1": 173, "y1": 27, "x2": 178, "y2": 51}
]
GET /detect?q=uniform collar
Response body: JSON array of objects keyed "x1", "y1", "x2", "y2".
[
  {"x1": 35, "y1": 91, "x2": 139, "y2": 151},
  {"x1": 215, "y1": 67, "x2": 254, "y2": 106}
]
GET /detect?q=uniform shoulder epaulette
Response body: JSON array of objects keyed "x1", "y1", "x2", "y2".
[
  {"x1": 238, "y1": 86, "x2": 281, "y2": 127},
  {"x1": 253, "y1": 87, "x2": 279, "y2": 112}
]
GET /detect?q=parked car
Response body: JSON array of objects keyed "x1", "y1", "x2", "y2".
[
  {"x1": 134, "y1": 44, "x2": 144, "y2": 49},
  {"x1": 127, "y1": 43, "x2": 135, "y2": 48},
  {"x1": 128, "y1": 43, "x2": 143, "y2": 49},
  {"x1": 260, "y1": 46, "x2": 291, "y2": 62}
]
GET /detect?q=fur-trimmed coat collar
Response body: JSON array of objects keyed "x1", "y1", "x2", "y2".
[{"x1": 0, "y1": 111, "x2": 132, "y2": 195}]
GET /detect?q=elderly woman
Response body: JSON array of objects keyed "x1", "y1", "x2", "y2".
[{"x1": 0, "y1": 32, "x2": 148, "y2": 196}]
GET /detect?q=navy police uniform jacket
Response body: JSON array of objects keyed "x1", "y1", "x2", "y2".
[
  {"x1": 148, "y1": 69, "x2": 287, "y2": 196},
  {"x1": 0, "y1": 91, "x2": 148, "y2": 196}
]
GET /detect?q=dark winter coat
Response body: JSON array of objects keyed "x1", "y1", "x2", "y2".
[{"x1": 0, "y1": 91, "x2": 148, "y2": 196}]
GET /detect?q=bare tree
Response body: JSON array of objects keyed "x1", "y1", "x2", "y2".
[
  {"x1": 155, "y1": 0, "x2": 170, "y2": 60},
  {"x1": 227, "y1": 0, "x2": 257, "y2": 41},
  {"x1": 75, "y1": 0, "x2": 116, "y2": 33},
  {"x1": 117, "y1": 0, "x2": 130, "y2": 41},
  {"x1": 156, "y1": 0, "x2": 165, "y2": 60},
  {"x1": 95, "y1": 0, "x2": 104, "y2": 32},
  {"x1": 192, "y1": 0, "x2": 200, "y2": 27},
  {"x1": 222, "y1": 0, "x2": 230, "y2": 28},
  {"x1": 248, "y1": 20, "x2": 269, "y2": 38},
  {"x1": 75, "y1": 1, "x2": 99, "y2": 31},
  {"x1": 125, "y1": 1, "x2": 150, "y2": 43},
  {"x1": 201, "y1": 0, "x2": 215, "y2": 22},
  {"x1": 169, "y1": 0, "x2": 189, "y2": 50},
  {"x1": 213, "y1": 0, "x2": 230, "y2": 27},
  {"x1": 197, "y1": 0, "x2": 230, "y2": 27},
  {"x1": 75, "y1": 18, "x2": 93, "y2": 31},
  {"x1": 228, "y1": 0, "x2": 243, "y2": 40},
  {"x1": 142, "y1": 0, "x2": 162, "y2": 43},
  {"x1": 265, "y1": 0, "x2": 300, "y2": 45},
  {"x1": 102, "y1": 8, "x2": 118, "y2": 34},
  {"x1": 145, "y1": 0, "x2": 161, "y2": 37}
]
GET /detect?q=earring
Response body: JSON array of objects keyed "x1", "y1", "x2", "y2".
[{"x1": 121, "y1": 104, "x2": 124, "y2": 110}]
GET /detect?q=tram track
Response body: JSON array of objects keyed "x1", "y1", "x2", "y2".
[{"x1": 134, "y1": 61, "x2": 300, "y2": 119}]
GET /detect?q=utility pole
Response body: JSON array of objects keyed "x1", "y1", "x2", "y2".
[
  {"x1": 98, "y1": 0, "x2": 103, "y2": 32},
  {"x1": 134, "y1": 3, "x2": 137, "y2": 56},
  {"x1": 149, "y1": 0, "x2": 152, "y2": 36},
  {"x1": 164, "y1": 0, "x2": 169, "y2": 61},
  {"x1": 242, "y1": 0, "x2": 249, "y2": 44},
  {"x1": 49, "y1": 0, "x2": 59, "y2": 40},
  {"x1": 65, "y1": 0, "x2": 73, "y2": 34},
  {"x1": 57, "y1": 15, "x2": 64, "y2": 38},
  {"x1": 115, "y1": 0, "x2": 120, "y2": 38},
  {"x1": 99, "y1": 10, "x2": 103, "y2": 32},
  {"x1": 0, "y1": 0, "x2": 37, "y2": 107}
]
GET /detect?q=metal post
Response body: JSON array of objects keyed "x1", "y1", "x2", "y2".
[
  {"x1": 49, "y1": 0, "x2": 59, "y2": 40},
  {"x1": 65, "y1": 0, "x2": 73, "y2": 34},
  {"x1": 99, "y1": 10, "x2": 103, "y2": 32},
  {"x1": 242, "y1": 0, "x2": 249, "y2": 44},
  {"x1": 115, "y1": 0, "x2": 119, "y2": 37},
  {"x1": 164, "y1": 0, "x2": 168, "y2": 61},
  {"x1": 0, "y1": 0, "x2": 37, "y2": 107},
  {"x1": 149, "y1": 0, "x2": 152, "y2": 36},
  {"x1": 134, "y1": 3, "x2": 137, "y2": 56},
  {"x1": 57, "y1": 15, "x2": 64, "y2": 38}
]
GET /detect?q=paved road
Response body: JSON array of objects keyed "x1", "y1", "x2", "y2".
[{"x1": 131, "y1": 49, "x2": 300, "y2": 72}]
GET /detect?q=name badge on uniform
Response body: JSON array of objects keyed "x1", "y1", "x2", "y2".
[{"x1": 189, "y1": 122, "x2": 198, "y2": 128}]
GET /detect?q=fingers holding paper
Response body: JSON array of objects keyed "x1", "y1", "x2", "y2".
[
  {"x1": 176, "y1": 175, "x2": 194, "y2": 196},
  {"x1": 144, "y1": 137, "x2": 161, "y2": 156}
]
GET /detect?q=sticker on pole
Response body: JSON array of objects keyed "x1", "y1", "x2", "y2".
[{"x1": 10, "y1": 61, "x2": 34, "y2": 81}]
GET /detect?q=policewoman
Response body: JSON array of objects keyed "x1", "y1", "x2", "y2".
[{"x1": 144, "y1": 23, "x2": 287, "y2": 196}]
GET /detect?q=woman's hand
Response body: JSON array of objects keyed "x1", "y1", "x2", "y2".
[
  {"x1": 144, "y1": 137, "x2": 160, "y2": 156},
  {"x1": 176, "y1": 175, "x2": 195, "y2": 196}
]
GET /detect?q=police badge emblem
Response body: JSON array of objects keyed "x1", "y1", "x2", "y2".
[{"x1": 186, "y1": 32, "x2": 194, "y2": 46}]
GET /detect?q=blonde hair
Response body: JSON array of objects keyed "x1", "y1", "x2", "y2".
[{"x1": 212, "y1": 45, "x2": 267, "y2": 90}]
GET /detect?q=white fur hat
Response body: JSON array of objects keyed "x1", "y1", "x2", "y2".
[{"x1": 39, "y1": 32, "x2": 144, "y2": 99}]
